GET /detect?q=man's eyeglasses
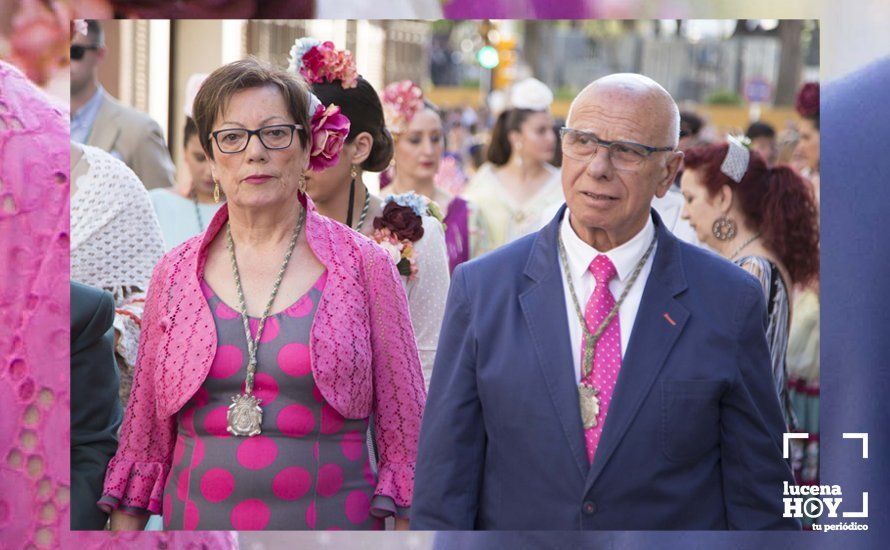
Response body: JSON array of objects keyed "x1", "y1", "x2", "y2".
[
  {"x1": 70, "y1": 45, "x2": 100, "y2": 61},
  {"x1": 559, "y1": 127, "x2": 675, "y2": 171},
  {"x1": 210, "y1": 124, "x2": 303, "y2": 154}
]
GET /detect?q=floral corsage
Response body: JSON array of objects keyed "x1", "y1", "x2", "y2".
[
  {"x1": 372, "y1": 192, "x2": 444, "y2": 281},
  {"x1": 288, "y1": 37, "x2": 358, "y2": 89}
]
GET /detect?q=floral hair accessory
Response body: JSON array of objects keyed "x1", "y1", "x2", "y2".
[
  {"x1": 795, "y1": 82, "x2": 819, "y2": 118},
  {"x1": 308, "y1": 103, "x2": 351, "y2": 172},
  {"x1": 384, "y1": 191, "x2": 429, "y2": 218},
  {"x1": 288, "y1": 37, "x2": 358, "y2": 89},
  {"x1": 720, "y1": 135, "x2": 751, "y2": 184},
  {"x1": 381, "y1": 80, "x2": 425, "y2": 134}
]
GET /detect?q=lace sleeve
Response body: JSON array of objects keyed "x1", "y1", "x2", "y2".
[
  {"x1": 404, "y1": 216, "x2": 451, "y2": 387},
  {"x1": 364, "y1": 243, "x2": 426, "y2": 512},
  {"x1": 98, "y1": 262, "x2": 176, "y2": 516}
]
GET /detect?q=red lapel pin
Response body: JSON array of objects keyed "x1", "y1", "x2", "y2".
[{"x1": 663, "y1": 313, "x2": 677, "y2": 326}]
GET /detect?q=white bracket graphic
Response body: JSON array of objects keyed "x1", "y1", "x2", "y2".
[
  {"x1": 843, "y1": 433, "x2": 869, "y2": 459},
  {"x1": 843, "y1": 492, "x2": 869, "y2": 518},
  {"x1": 783, "y1": 433, "x2": 809, "y2": 459}
]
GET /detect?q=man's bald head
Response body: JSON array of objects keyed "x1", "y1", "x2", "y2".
[{"x1": 568, "y1": 73, "x2": 680, "y2": 148}]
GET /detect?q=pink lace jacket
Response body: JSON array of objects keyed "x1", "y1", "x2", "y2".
[{"x1": 100, "y1": 192, "x2": 426, "y2": 516}]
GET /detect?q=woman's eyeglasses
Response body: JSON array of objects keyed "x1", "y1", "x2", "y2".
[{"x1": 210, "y1": 124, "x2": 303, "y2": 154}]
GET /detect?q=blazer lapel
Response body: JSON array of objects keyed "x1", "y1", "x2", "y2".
[
  {"x1": 519, "y1": 204, "x2": 589, "y2": 478},
  {"x1": 88, "y1": 96, "x2": 120, "y2": 152},
  {"x1": 585, "y1": 210, "x2": 690, "y2": 491}
]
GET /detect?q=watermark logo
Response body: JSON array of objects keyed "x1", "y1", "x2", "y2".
[{"x1": 782, "y1": 432, "x2": 869, "y2": 532}]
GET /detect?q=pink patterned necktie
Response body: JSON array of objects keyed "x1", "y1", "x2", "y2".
[{"x1": 582, "y1": 254, "x2": 621, "y2": 464}]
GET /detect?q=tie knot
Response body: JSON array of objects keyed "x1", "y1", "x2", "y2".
[{"x1": 589, "y1": 254, "x2": 617, "y2": 285}]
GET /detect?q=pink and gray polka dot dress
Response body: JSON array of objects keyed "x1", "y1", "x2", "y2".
[{"x1": 162, "y1": 271, "x2": 384, "y2": 530}]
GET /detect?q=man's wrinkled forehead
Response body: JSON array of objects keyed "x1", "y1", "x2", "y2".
[
  {"x1": 569, "y1": 82, "x2": 679, "y2": 145},
  {"x1": 569, "y1": 93, "x2": 658, "y2": 140}
]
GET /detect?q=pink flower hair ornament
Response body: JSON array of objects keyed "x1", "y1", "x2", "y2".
[
  {"x1": 308, "y1": 103, "x2": 351, "y2": 172},
  {"x1": 381, "y1": 80, "x2": 425, "y2": 135},
  {"x1": 288, "y1": 38, "x2": 358, "y2": 89}
]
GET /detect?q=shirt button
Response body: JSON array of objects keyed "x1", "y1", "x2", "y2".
[{"x1": 583, "y1": 501, "x2": 596, "y2": 515}]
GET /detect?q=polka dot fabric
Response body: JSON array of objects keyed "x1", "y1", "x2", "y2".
[
  {"x1": 163, "y1": 274, "x2": 381, "y2": 530},
  {"x1": 582, "y1": 254, "x2": 621, "y2": 464}
]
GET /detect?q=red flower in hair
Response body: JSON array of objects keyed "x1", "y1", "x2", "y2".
[
  {"x1": 300, "y1": 42, "x2": 328, "y2": 84},
  {"x1": 795, "y1": 82, "x2": 819, "y2": 118},
  {"x1": 288, "y1": 39, "x2": 358, "y2": 89}
]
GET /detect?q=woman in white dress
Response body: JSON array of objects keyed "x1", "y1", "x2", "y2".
[
  {"x1": 149, "y1": 75, "x2": 223, "y2": 251},
  {"x1": 290, "y1": 38, "x2": 449, "y2": 388},
  {"x1": 465, "y1": 78, "x2": 564, "y2": 257},
  {"x1": 70, "y1": 142, "x2": 166, "y2": 407}
]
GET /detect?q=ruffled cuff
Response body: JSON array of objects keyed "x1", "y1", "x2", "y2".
[
  {"x1": 97, "y1": 457, "x2": 169, "y2": 515},
  {"x1": 374, "y1": 461, "x2": 415, "y2": 509},
  {"x1": 370, "y1": 495, "x2": 410, "y2": 519}
]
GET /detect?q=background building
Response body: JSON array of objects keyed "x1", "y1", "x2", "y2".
[{"x1": 96, "y1": 18, "x2": 817, "y2": 184}]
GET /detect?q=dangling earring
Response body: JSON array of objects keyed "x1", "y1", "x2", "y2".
[
  {"x1": 213, "y1": 181, "x2": 221, "y2": 203},
  {"x1": 350, "y1": 164, "x2": 358, "y2": 181},
  {"x1": 298, "y1": 172, "x2": 307, "y2": 193},
  {"x1": 712, "y1": 216, "x2": 737, "y2": 241},
  {"x1": 514, "y1": 142, "x2": 524, "y2": 169}
]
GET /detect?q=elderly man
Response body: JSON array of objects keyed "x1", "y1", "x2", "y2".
[{"x1": 412, "y1": 74, "x2": 798, "y2": 530}]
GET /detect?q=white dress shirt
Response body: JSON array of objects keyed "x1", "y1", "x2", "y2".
[{"x1": 558, "y1": 210, "x2": 657, "y2": 384}]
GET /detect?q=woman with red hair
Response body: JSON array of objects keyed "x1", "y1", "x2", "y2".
[{"x1": 679, "y1": 139, "x2": 819, "y2": 429}]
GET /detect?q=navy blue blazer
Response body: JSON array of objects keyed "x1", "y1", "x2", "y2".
[
  {"x1": 822, "y1": 57, "x2": 890, "y2": 538},
  {"x1": 413, "y1": 206, "x2": 799, "y2": 530}
]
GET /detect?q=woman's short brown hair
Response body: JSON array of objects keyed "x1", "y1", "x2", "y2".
[{"x1": 192, "y1": 57, "x2": 311, "y2": 160}]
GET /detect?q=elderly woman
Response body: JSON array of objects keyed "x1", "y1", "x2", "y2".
[
  {"x1": 98, "y1": 58, "x2": 425, "y2": 531},
  {"x1": 291, "y1": 39, "x2": 450, "y2": 388},
  {"x1": 679, "y1": 139, "x2": 820, "y2": 429}
]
